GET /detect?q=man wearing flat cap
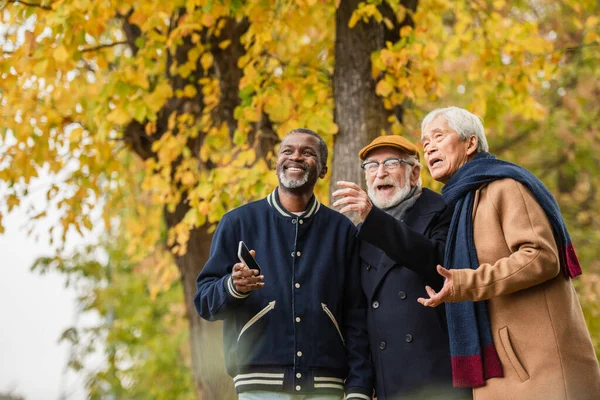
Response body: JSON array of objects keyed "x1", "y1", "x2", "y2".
[{"x1": 333, "y1": 136, "x2": 468, "y2": 399}]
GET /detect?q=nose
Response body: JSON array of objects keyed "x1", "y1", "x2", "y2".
[
  {"x1": 424, "y1": 143, "x2": 437, "y2": 157},
  {"x1": 289, "y1": 149, "x2": 304, "y2": 161},
  {"x1": 375, "y1": 163, "x2": 389, "y2": 178}
]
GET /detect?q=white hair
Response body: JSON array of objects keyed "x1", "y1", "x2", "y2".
[{"x1": 421, "y1": 107, "x2": 489, "y2": 153}]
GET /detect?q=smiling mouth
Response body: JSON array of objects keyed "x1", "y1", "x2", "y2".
[{"x1": 285, "y1": 166, "x2": 306, "y2": 173}]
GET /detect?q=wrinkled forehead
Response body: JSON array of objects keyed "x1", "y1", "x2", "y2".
[{"x1": 421, "y1": 116, "x2": 451, "y2": 140}]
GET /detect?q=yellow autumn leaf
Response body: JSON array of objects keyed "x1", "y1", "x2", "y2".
[
  {"x1": 400, "y1": 25, "x2": 412, "y2": 37},
  {"x1": 585, "y1": 16, "x2": 599, "y2": 29},
  {"x1": 492, "y1": 0, "x2": 505, "y2": 10},
  {"x1": 201, "y1": 13, "x2": 215, "y2": 27},
  {"x1": 53, "y1": 45, "x2": 69, "y2": 63},
  {"x1": 375, "y1": 79, "x2": 394, "y2": 97},
  {"x1": 107, "y1": 107, "x2": 131, "y2": 125},
  {"x1": 201, "y1": 52, "x2": 214, "y2": 71},
  {"x1": 423, "y1": 42, "x2": 439, "y2": 60}
]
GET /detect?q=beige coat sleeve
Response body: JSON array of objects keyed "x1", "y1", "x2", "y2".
[{"x1": 451, "y1": 179, "x2": 561, "y2": 302}]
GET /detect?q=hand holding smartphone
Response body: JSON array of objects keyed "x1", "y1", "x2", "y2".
[{"x1": 238, "y1": 241, "x2": 261, "y2": 276}]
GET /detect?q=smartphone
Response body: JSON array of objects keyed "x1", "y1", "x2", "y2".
[{"x1": 238, "y1": 241, "x2": 261, "y2": 275}]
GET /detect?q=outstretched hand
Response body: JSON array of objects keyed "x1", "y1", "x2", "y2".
[
  {"x1": 417, "y1": 265, "x2": 454, "y2": 307},
  {"x1": 232, "y1": 249, "x2": 264, "y2": 293},
  {"x1": 331, "y1": 181, "x2": 373, "y2": 222}
]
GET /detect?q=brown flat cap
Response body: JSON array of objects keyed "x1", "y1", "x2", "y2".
[{"x1": 359, "y1": 135, "x2": 419, "y2": 161}]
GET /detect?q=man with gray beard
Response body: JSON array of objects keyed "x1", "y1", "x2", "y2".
[
  {"x1": 195, "y1": 128, "x2": 373, "y2": 399},
  {"x1": 333, "y1": 136, "x2": 468, "y2": 399}
]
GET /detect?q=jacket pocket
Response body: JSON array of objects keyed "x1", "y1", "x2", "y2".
[
  {"x1": 499, "y1": 326, "x2": 530, "y2": 382},
  {"x1": 238, "y1": 300, "x2": 276, "y2": 341},
  {"x1": 321, "y1": 303, "x2": 345, "y2": 346}
]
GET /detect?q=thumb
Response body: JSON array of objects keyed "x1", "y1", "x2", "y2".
[{"x1": 250, "y1": 249, "x2": 256, "y2": 257}]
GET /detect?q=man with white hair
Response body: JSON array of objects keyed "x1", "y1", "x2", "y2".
[{"x1": 333, "y1": 136, "x2": 468, "y2": 399}]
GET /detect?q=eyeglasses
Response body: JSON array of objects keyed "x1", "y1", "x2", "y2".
[{"x1": 360, "y1": 158, "x2": 414, "y2": 174}]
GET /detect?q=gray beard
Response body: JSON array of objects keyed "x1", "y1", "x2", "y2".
[
  {"x1": 369, "y1": 183, "x2": 412, "y2": 209},
  {"x1": 279, "y1": 169, "x2": 309, "y2": 189},
  {"x1": 381, "y1": 185, "x2": 422, "y2": 221}
]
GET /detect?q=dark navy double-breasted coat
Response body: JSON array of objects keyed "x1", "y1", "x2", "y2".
[{"x1": 358, "y1": 188, "x2": 468, "y2": 399}]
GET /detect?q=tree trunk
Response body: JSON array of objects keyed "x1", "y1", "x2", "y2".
[
  {"x1": 165, "y1": 204, "x2": 236, "y2": 400},
  {"x1": 331, "y1": 0, "x2": 389, "y2": 222},
  {"x1": 331, "y1": 1, "x2": 419, "y2": 223}
]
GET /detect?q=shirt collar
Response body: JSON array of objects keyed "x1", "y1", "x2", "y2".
[{"x1": 266, "y1": 187, "x2": 321, "y2": 218}]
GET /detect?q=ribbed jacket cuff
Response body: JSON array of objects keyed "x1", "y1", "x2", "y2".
[
  {"x1": 225, "y1": 275, "x2": 251, "y2": 300},
  {"x1": 345, "y1": 387, "x2": 372, "y2": 400}
]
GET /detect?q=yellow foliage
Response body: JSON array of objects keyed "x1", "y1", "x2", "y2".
[
  {"x1": 107, "y1": 108, "x2": 131, "y2": 125},
  {"x1": 1, "y1": 0, "x2": 598, "y2": 312}
]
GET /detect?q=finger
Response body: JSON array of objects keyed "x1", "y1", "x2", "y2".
[
  {"x1": 417, "y1": 297, "x2": 431, "y2": 306},
  {"x1": 331, "y1": 188, "x2": 359, "y2": 199},
  {"x1": 425, "y1": 285, "x2": 437, "y2": 298},
  {"x1": 237, "y1": 281, "x2": 265, "y2": 292},
  {"x1": 336, "y1": 181, "x2": 361, "y2": 190},
  {"x1": 332, "y1": 196, "x2": 358, "y2": 208},
  {"x1": 437, "y1": 265, "x2": 452, "y2": 279},
  {"x1": 244, "y1": 282, "x2": 265, "y2": 291},
  {"x1": 339, "y1": 204, "x2": 361, "y2": 215},
  {"x1": 250, "y1": 249, "x2": 256, "y2": 257},
  {"x1": 233, "y1": 263, "x2": 245, "y2": 272},
  {"x1": 417, "y1": 296, "x2": 438, "y2": 308}
]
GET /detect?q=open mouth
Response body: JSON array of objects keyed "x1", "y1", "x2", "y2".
[
  {"x1": 376, "y1": 184, "x2": 395, "y2": 192},
  {"x1": 429, "y1": 158, "x2": 442, "y2": 168},
  {"x1": 285, "y1": 166, "x2": 306, "y2": 174}
]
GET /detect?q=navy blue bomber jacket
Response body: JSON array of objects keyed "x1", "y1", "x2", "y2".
[{"x1": 194, "y1": 188, "x2": 373, "y2": 399}]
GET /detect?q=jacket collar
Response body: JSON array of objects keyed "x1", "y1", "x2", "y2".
[{"x1": 266, "y1": 187, "x2": 321, "y2": 218}]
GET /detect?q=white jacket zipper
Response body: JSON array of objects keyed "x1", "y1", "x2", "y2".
[
  {"x1": 321, "y1": 303, "x2": 345, "y2": 346},
  {"x1": 238, "y1": 301, "x2": 276, "y2": 341}
]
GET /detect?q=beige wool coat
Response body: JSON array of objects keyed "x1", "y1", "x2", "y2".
[{"x1": 449, "y1": 178, "x2": 600, "y2": 400}]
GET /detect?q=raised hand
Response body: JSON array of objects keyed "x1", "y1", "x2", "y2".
[{"x1": 332, "y1": 181, "x2": 373, "y2": 222}]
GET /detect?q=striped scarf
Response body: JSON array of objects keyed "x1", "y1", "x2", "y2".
[{"x1": 442, "y1": 152, "x2": 582, "y2": 388}]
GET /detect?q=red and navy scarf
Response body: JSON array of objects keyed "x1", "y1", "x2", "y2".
[{"x1": 441, "y1": 152, "x2": 582, "y2": 388}]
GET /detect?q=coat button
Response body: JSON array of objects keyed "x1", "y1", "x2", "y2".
[
  {"x1": 379, "y1": 341, "x2": 386, "y2": 350},
  {"x1": 297, "y1": 351, "x2": 302, "y2": 357},
  {"x1": 296, "y1": 385, "x2": 301, "y2": 391},
  {"x1": 295, "y1": 283, "x2": 301, "y2": 289},
  {"x1": 405, "y1": 334, "x2": 413, "y2": 343},
  {"x1": 299, "y1": 219, "x2": 304, "y2": 224},
  {"x1": 366, "y1": 265, "x2": 371, "y2": 271},
  {"x1": 398, "y1": 291, "x2": 406, "y2": 300},
  {"x1": 372, "y1": 301, "x2": 379, "y2": 309},
  {"x1": 292, "y1": 219, "x2": 297, "y2": 224},
  {"x1": 296, "y1": 372, "x2": 302, "y2": 378},
  {"x1": 296, "y1": 251, "x2": 301, "y2": 257}
]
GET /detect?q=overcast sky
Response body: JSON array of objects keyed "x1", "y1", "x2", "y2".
[{"x1": 0, "y1": 177, "x2": 89, "y2": 400}]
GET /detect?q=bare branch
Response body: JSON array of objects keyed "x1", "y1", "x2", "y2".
[
  {"x1": 79, "y1": 41, "x2": 128, "y2": 53},
  {"x1": 6, "y1": 0, "x2": 52, "y2": 10},
  {"x1": 564, "y1": 42, "x2": 600, "y2": 53},
  {"x1": 117, "y1": 9, "x2": 142, "y2": 56}
]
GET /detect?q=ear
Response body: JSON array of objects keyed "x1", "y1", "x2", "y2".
[
  {"x1": 410, "y1": 164, "x2": 421, "y2": 186},
  {"x1": 319, "y1": 164, "x2": 328, "y2": 179},
  {"x1": 466, "y1": 135, "x2": 479, "y2": 156}
]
